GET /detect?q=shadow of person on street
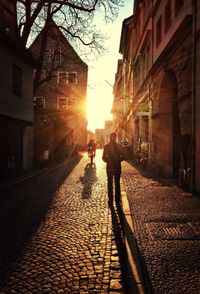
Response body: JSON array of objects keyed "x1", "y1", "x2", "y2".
[
  {"x1": 80, "y1": 163, "x2": 98, "y2": 198},
  {"x1": 109, "y1": 204, "x2": 130, "y2": 293},
  {"x1": 115, "y1": 204, "x2": 153, "y2": 294}
]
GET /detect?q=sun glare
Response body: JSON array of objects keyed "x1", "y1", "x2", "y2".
[{"x1": 87, "y1": 86, "x2": 113, "y2": 132}]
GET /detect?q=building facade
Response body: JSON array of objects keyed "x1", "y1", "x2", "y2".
[
  {"x1": 114, "y1": 0, "x2": 200, "y2": 192},
  {"x1": 112, "y1": 59, "x2": 124, "y2": 142},
  {"x1": 95, "y1": 129, "x2": 107, "y2": 148},
  {"x1": 195, "y1": 0, "x2": 200, "y2": 192},
  {"x1": 30, "y1": 23, "x2": 88, "y2": 162},
  {"x1": 0, "y1": 0, "x2": 34, "y2": 174}
]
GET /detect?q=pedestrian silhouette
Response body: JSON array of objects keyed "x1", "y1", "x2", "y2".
[
  {"x1": 102, "y1": 132, "x2": 124, "y2": 207},
  {"x1": 87, "y1": 139, "x2": 96, "y2": 164}
]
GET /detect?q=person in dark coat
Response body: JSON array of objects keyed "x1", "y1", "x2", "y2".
[{"x1": 102, "y1": 132, "x2": 124, "y2": 206}]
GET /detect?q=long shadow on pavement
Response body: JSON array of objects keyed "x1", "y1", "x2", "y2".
[
  {"x1": 112, "y1": 204, "x2": 154, "y2": 294},
  {"x1": 109, "y1": 204, "x2": 129, "y2": 293},
  {"x1": 0, "y1": 156, "x2": 81, "y2": 283}
]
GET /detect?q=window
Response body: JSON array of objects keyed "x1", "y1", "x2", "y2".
[
  {"x1": 44, "y1": 49, "x2": 51, "y2": 62},
  {"x1": 57, "y1": 72, "x2": 68, "y2": 84},
  {"x1": 43, "y1": 49, "x2": 63, "y2": 63},
  {"x1": 13, "y1": 64, "x2": 22, "y2": 96},
  {"x1": 33, "y1": 69, "x2": 45, "y2": 80},
  {"x1": 156, "y1": 16, "x2": 162, "y2": 47},
  {"x1": 175, "y1": 0, "x2": 184, "y2": 15},
  {"x1": 57, "y1": 72, "x2": 77, "y2": 84},
  {"x1": 53, "y1": 49, "x2": 62, "y2": 62},
  {"x1": 68, "y1": 72, "x2": 77, "y2": 84},
  {"x1": 68, "y1": 97, "x2": 77, "y2": 110},
  {"x1": 34, "y1": 97, "x2": 45, "y2": 108},
  {"x1": 57, "y1": 97, "x2": 68, "y2": 109},
  {"x1": 164, "y1": 1, "x2": 171, "y2": 33}
]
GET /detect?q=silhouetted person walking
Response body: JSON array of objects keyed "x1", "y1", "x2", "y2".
[{"x1": 102, "y1": 132, "x2": 124, "y2": 207}]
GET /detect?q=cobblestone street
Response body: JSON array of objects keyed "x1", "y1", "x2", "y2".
[
  {"x1": 122, "y1": 161, "x2": 200, "y2": 294},
  {"x1": 0, "y1": 151, "x2": 127, "y2": 294},
  {"x1": 1, "y1": 151, "x2": 200, "y2": 294}
]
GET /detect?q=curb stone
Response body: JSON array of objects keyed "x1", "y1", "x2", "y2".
[{"x1": 121, "y1": 178, "x2": 145, "y2": 294}]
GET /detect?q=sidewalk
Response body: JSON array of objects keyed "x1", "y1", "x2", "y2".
[{"x1": 121, "y1": 160, "x2": 200, "y2": 294}]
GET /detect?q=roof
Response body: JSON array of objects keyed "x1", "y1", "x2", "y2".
[
  {"x1": 29, "y1": 19, "x2": 88, "y2": 69},
  {"x1": 119, "y1": 15, "x2": 134, "y2": 54}
]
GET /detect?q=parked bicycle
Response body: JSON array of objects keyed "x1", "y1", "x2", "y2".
[{"x1": 133, "y1": 142, "x2": 149, "y2": 170}]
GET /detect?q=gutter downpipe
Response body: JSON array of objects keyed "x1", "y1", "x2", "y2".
[{"x1": 191, "y1": 0, "x2": 197, "y2": 193}]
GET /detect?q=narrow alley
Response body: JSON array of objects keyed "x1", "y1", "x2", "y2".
[{"x1": 0, "y1": 150, "x2": 200, "y2": 294}]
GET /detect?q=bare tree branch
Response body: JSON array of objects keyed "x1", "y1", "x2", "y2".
[{"x1": 16, "y1": 0, "x2": 123, "y2": 92}]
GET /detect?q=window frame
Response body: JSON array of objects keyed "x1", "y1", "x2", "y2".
[
  {"x1": 53, "y1": 49, "x2": 62, "y2": 63},
  {"x1": 68, "y1": 97, "x2": 77, "y2": 110},
  {"x1": 33, "y1": 69, "x2": 45, "y2": 80},
  {"x1": 57, "y1": 71, "x2": 68, "y2": 84},
  {"x1": 43, "y1": 49, "x2": 52, "y2": 62},
  {"x1": 34, "y1": 97, "x2": 46, "y2": 109},
  {"x1": 57, "y1": 71, "x2": 78, "y2": 84},
  {"x1": 57, "y1": 97, "x2": 68, "y2": 110},
  {"x1": 67, "y1": 72, "x2": 77, "y2": 84}
]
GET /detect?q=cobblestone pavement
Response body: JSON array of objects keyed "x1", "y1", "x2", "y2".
[
  {"x1": 0, "y1": 151, "x2": 127, "y2": 294},
  {"x1": 122, "y1": 161, "x2": 200, "y2": 294}
]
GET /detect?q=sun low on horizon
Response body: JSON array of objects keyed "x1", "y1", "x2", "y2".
[
  {"x1": 86, "y1": 83, "x2": 113, "y2": 132},
  {"x1": 85, "y1": 35, "x2": 119, "y2": 133}
]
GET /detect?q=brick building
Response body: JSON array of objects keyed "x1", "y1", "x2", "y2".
[
  {"x1": 114, "y1": 0, "x2": 200, "y2": 192},
  {"x1": 30, "y1": 22, "x2": 88, "y2": 162}
]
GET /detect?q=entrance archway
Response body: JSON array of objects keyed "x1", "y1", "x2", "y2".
[{"x1": 156, "y1": 70, "x2": 180, "y2": 177}]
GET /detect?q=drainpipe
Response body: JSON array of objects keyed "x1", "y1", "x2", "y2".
[
  {"x1": 148, "y1": 81, "x2": 153, "y2": 160},
  {"x1": 191, "y1": 0, "x2": 197, "y2": 192}
]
